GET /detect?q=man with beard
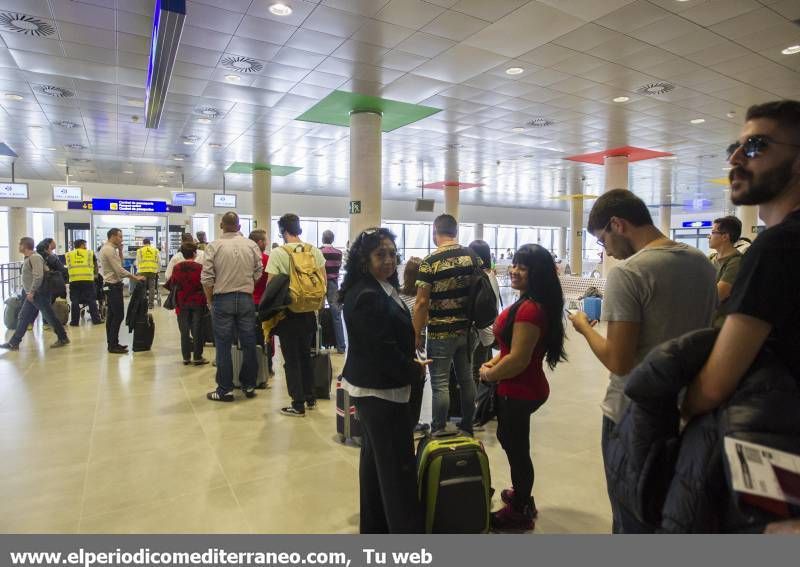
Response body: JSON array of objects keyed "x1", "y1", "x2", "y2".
[
  {"x1": 682, "y1": 100, "x2": 800, "y2": 419},
  {"x1": 569, "y1": 189, "x2": 717, "y2": 533}
]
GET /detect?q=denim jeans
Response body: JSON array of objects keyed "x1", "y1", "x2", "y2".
[
  {"x1": 429, "y1": 333, "x2": 475, "y2": 434},
  {"x1": 10, "y1": 291, "x2": 68, "y2": 346},
  {"x1": 212, "y1": 292, "x2": 258, "y2": 393},
  {"x1": 326, "y1": 279, "x2": 346, "y2": 351}
]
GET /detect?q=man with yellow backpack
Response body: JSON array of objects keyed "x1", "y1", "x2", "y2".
[
  {"x1": 65, "y1": 239, "x2": 103, "y2": 326},
  {"x1": 135, "y1": 238, "x2": 162, "y2": 308},
  {"x1": 266, "y1": 213, "x2": 327, "y2": 417}
]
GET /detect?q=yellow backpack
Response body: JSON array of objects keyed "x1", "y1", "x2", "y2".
[{"x1": 285, "y1": 243, "x2": 326, "y2": 313}]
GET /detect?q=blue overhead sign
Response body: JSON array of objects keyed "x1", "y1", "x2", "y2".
[
  {"x1": 682, "y1": 220, "x2": 712, "y2": 228},
  {"x1": 92, "y1": 199, "x2": 167, "y2": 213},
  {"x1": 69, "y1": 200, "x2": 182, "y2": 213}
]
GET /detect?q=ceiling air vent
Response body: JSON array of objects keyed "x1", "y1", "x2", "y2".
[
  {"x1": 526, "y1": 118, "x2": 554, "y2": 128},
  {"x1": 35, "y1": 85, "x2": 74, "y2": 98},
  {"x1": 221, "y1": 55, "x2": 263, "y2": 73},
  {"x1": 64, "y1": 144, "x2": 87, "y2": 151},
  {"x1": 0, "y1": 12, "x2": 55, "y2": 36},
  {"x1": 194, "y1": 106, "x2": 221, "y2": 118},
  {"x1": 636, "y1": 82, "x2": 675, "y2": 96},
  {"x1": 55, "y1": 120, "x2": 78, "y2": 129}
]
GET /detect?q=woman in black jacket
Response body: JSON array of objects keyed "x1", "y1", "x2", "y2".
[{"x1": 339, "y1": 227, "x2": 426, "y2": 533}]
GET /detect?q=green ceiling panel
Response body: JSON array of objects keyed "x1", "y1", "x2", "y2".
[
  {"x1": 225, "y1": 162, "x2": 302, "y2": 176},
  {"x1": 295, "y1": 91, "x2": 441, "y2": 132}
]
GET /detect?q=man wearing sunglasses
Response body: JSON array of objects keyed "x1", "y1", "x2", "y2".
[{"x1": 682, "y1": 100, "x2": 800, "y2": 420}]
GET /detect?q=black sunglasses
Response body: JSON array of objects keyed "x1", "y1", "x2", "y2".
[{"x1": 727, "y1": 135, "x2": 800, "y2": 160}]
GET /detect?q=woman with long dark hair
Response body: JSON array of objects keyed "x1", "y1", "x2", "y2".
[
  {"x1": 339, "y1": 228, "x2": 425, "y2": 533},
  {"x1": 479, "y1": 244, "x2": 567, "y2": 531}
]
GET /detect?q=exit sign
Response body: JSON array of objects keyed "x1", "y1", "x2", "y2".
[{"x1": 349, "y1": 200, "x2": 362, "y2": 214}]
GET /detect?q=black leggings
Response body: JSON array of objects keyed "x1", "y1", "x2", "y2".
[{"x1": 495, "y1": 396, "x2": 545, "y2": 510}]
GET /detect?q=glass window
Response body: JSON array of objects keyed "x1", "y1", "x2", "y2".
[
  {"x1": 302, "y1": 220, "x2": 318, "y2": 247},
  {"x1": 31, "y1": 211, "x2": 55, "y2": 247},
  {"x1": 0, "y1": 210, "x2": 8, "y2": 264},
  {"x1": 483, "y1": 225, "x2": 498, "y2": 257},
  {"x1": 239, "y1": 216, "x2": 253, "y2": 238},
  {"x1": 583, "y1": 231, "x2": 602, "y2": 263},
  {"x1": 516, "y1": 227, "x2": 538, "y2": 248},
  {"x1": 192, "y1": 216, "x2": 210, "y2": 240},
  {"x1": 497, "y1": 226, "x2": 516, "y2": 256},
  {"x1": 405, "y1": 222, "x2": 432, "y2": 251},
  {"x1": 458, "y1": 223, "x2": 475, "y2": 247}
]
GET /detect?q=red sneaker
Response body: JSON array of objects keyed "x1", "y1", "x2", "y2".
[
  {"x1": 500, "y1": 488, "x2": 538, "y2": 518},
  {"x1": 491, "y1": 502, "x2": 535, "y2": 532}
]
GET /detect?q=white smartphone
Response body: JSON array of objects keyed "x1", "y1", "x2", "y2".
[{"x1": 564, "y1": 308, "x2": 578, "y2": 317}]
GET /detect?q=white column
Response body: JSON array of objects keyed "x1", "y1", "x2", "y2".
[
  {"x1": 444, "y1": 186, "x2": 460, "y2": 220},
  {"x1": 8, "y1": 207, "x2": 26, "y2": 260},
  {"x1": 349, "y1": 111, "x2": 382, "y2": 243},
  {"x1": 736, "y1": 205, "x2": 759, "y2": 241},
  {"x1": 602, "y1": 155, "x2": 629, "y2": 277},
  {"x1": 474, "y1": 223, "x2": 484, "y2": 242},
  {"x1": 252, "y1": 169, "x2": 272, "y2": 241},
  {"x1": 569, "y1": 197, "x2": 583, "y2": 277},
  {"x1": 604, "y1": 155, "x2": 629, "y2": 191}
]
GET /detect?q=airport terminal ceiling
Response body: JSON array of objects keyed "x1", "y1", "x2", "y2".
[{"x1": 0, "y1": 0, "x2": 798, "y2": 212}]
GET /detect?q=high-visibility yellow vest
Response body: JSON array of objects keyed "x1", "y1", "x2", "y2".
[
  {"x1": 65, "y1": 249, "x2": 95, "y2": 282},
  {"x1": 136, "y1": 245, "x2": 160, "y2": 274}
]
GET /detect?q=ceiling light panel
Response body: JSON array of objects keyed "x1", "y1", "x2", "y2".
[{"x1": 145, "y1": 1, "x2": 187, "y2": 129}]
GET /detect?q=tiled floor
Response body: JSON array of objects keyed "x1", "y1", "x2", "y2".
[{"x1": 0, "y1": 307, "x2": 611, "y2": 534}]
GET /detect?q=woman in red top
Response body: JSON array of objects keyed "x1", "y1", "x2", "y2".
[
  {"x1": 167, "y1": 243, "x2": 208, "y2": 366},
  {"x1": 479, "y1": 244, "x2": 566, "y2": 531}
]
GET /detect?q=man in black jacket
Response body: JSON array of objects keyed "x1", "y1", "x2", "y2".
[{"x1": 683, "y1": 100, "x2": 800, "y2": 419}]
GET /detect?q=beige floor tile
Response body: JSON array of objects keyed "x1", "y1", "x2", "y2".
[
  {"x1": 233, "y1": 460, "x2": 359, "y2": 533},
  {"x1": 81, "y1": 443, "x2": 228, "y2": 517},
  {"x1": 0, "y1": 307, "x2": 615, "y2": 533},
  {"x1": 80, "y1": 486, "x2": 250, "y2": 534}
]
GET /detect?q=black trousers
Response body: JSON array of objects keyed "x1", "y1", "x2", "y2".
[
  {"x1": 69, "y1": 281, "x2": 101, "y2": 324},
  {"x1": 177, "y1": 305, "x2": 206, "y2": 361},
  {"x1": 353, "y1": 395, "x2": 422, "y2": 533},
  {"x1": 105, "y1": 283, "x2": 124, "y2": 348},
  {"x1": 276, "y1": 313, "x2": 315, "y2": 410},
  {"x1": 495, "y1": 396, "x2": 545, "y2": 510}
]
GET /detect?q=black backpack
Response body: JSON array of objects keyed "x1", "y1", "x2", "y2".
[{"x1": 465, "y1": 250, "x2": 498, "y2": 329}]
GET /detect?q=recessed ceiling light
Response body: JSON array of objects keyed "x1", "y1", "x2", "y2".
[
  {"x1": 172, "y1": 153, "x2": 186, "y2": 161},
  {"x1": 124, "y1": 170, "x2": 134, "y2": 174},
  {"x1": 782, "y1": 45, "x2": 800, "y2": 55},
  {"x1": 588, "y1": 141, "x2": 600, "y2": 146},
  {"x1": 4, "y1": 93, "x2": 23, "y2": 101},
  {"x1": 511, "y1": 127, "x2": 525, "y2": 133},
  {"x1": 225, "y1": 74, "x2": 241, "y2": 83},
  {"x1": 208, "y1": 143, "x2": 223, "y2": 149},
  {"x1": 157, "y1": 184, "x2": 164, "y2": 188},
  {"x1": 46, "y1": 147, "x2": 56, "y2": 151},
  {"x1": 127, "y1": 98, "x2": 144, "y2": 107},
  {"x1": 661, "y1": 156, "x2": 677, "y2": 161},
  {"x1": 612, "y1": 96, "x2": 630, "y2": 103},
  {"x1": 269, "y1": 3, "x2": 293, "y2": 16},
  {"x1": 505, "y1": 67, "x2": 524, "y2": 75},
  {"x1": 690, "y1": 118, "x2": 705, "y2": 124},
  {"x1": 197, "y1": 117, "x2": 212, "y2": 124}
]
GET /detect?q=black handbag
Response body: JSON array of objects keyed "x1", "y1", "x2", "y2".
[{"x1": 163, "y1": 283, "x2": 178, "y2": 310}]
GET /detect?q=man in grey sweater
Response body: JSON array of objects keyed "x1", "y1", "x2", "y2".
[{"x1": 1, "y1": 237, "x2": 70, "y2": 350}]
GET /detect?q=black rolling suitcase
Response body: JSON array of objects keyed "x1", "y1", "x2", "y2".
[
  {"x1": 319, "y1": 307, "x2": 337, "y2": 349},
  {"x1": 448, "y1": 364, "x2": 462, "y2": 419},
  {"x1": 335, "y1": 377, "x2": 362, "y2": 445},
  {"x1": 202, "y1": 311, "x2": 214, "y2": 346},
  {"x1": 311, "y1": 311, "x2": 333, "y2": 399},
  {"x1": 132, "y1": 313, "x2": 155, "y2": 351}
]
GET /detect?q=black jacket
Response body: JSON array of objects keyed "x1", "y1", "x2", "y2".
[
  {"x1": 125, "y1": 280, "x2": 149, "y2": 331},
  {"x1": 342, "y1": 275, "x2": 419, "y2": 390},
  {"x1": 257, "y1": 273, "x2": 290, "y2": 322},
  {"x1": 606, "y1": 328, "x2": 800, "y2": 533}
]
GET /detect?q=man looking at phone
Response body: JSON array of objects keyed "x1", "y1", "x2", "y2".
[{"x1": 568, "y1": 189, "x2": 716, "y2": 533}]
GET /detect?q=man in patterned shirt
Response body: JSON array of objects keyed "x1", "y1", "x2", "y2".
[{"x1": 413, "y1": 214, "x2": 476, "y2": 436}]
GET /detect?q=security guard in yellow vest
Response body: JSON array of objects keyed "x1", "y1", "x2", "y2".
[
  {"x1": 65, "y1": 239, "x2": 102, "y2": 325},
  {"x1": 136, "y1": 238, "x2": 161, "y2": 308}
]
